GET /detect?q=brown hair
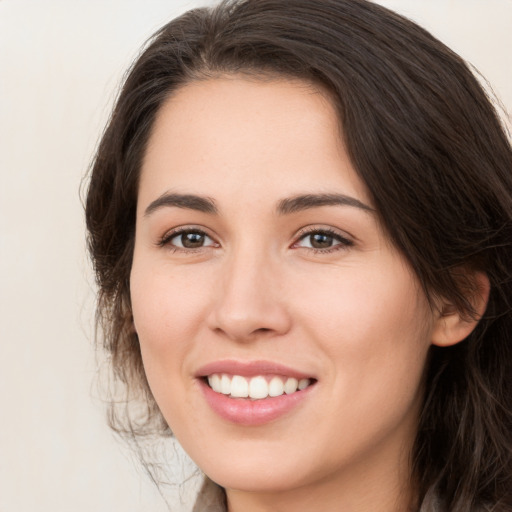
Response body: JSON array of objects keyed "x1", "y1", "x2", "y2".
[{"x1": 85, "y1": 0, "x2": 512, "y2": 509}]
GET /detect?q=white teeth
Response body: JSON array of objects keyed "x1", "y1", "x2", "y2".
[
  {"x1": 249, "y1": 376, "x2": 268, "y2": 399},
  {"x1": 298, "y1": 378, "x2": 309, "y2": 390},
  {"x1": 206, "y1": 374, "x2": 312, "y2": 400},
  {"x1": 284, "y1": 377, "x2": 298, "y2": 394},
  {"x1": 208, "y1": 374, "x2": 222, "y2": 393},
  {"x1": 268, "y1": 376, "x2": 285, "y2": 397},
  {"x1": 220, "y1": 374, "x2": 231, "y2": 395},
  {"x1": 230, "y1": 375, "x2": 249, "y2": 398}
]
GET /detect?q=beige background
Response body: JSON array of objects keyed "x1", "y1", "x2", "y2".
[{"x1": 0, "y1": 1, "x2": 511, "y2": 511}]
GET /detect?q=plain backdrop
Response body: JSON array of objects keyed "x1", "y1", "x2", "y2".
[{"x1": 0, "y1": 1, "x2": 511, "y2": 511}]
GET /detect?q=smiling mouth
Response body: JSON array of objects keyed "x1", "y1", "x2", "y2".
[{"x1": 205, "y1": 374, "x2": 316, "y2": 400}]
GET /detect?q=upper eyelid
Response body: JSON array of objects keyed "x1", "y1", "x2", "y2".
[
  {"x1": 294, "y1": 225, "x2": 355, "y2": 242},
  {"x1": 162, "y1": 225, "x2": 213, "y2": 238}
]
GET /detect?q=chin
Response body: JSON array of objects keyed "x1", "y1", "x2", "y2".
[{"x1": 207, "y1": 466, "x2": 308, "y2": 494}]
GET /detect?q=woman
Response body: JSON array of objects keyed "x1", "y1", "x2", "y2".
[{"x1": 85, "y1": 0, "x2": 512, "y2": 510}]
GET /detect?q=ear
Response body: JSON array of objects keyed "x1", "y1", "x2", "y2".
[{"x1": 431, "y1": 271, "x2": 490, "y2": 347}]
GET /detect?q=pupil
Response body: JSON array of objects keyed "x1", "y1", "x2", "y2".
[
  {"x1": 182, "y1": 232, "x2": 205, "y2": 248},
  {"x1": 311, "y1": 233, "x2": 333, "y2": 249}
]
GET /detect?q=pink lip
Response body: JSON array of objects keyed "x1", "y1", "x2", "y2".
[
  {"x1": 195, "y1": 359, "x2": 314, "y2": 380},
  {"x1": 198, "y1": 380, "x2": 314, "y2": 426},
  {"x1": 195, "y1": 360, "x2": 316, "y2": 426}
]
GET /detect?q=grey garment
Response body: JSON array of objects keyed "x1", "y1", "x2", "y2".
[
  {"x1": 191, "y1": 478, "x2": 455, "y2": 512},
  {"x1": 191, "y1": 480, "x2": 496, "y2": 512},
  {"x1": 418, "y1": 486, "x2": 445, "y2": 512},
  {"x1": 192, "y1": 478, "x2": 226, "y2": 512}
]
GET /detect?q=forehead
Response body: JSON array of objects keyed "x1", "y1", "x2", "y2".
[{"x1": 139, "y1": 76, "x2": 370, "y2": 209}]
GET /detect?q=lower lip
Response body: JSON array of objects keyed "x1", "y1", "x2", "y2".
[{"x1": 199, "y1": 379, "x2": 314, "y2": 426}]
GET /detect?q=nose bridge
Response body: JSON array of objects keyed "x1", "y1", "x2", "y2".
[{"x1": 208, "y1": 240, "x2": 290, "y2": 341}]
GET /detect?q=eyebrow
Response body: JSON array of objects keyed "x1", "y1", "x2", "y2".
[
  {"x1": 276, "y1": 193, "x2": 374, "y2": 215},
  {"x1": 144, "y1": 193, "x2": 218, "y2": 216},
  {"x1": 143, "y1": 192, "x2": 374, "y2": 217}
]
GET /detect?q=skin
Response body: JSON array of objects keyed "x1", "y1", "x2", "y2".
[{"x1": 130, "y1": 77, "x2": 471, "y2": 512}]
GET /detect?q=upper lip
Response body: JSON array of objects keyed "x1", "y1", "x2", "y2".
[{"x1": 195, "y1": 360, "x2": 315, "y2": 380}]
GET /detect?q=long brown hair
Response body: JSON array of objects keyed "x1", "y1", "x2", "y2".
[{"x1": 85, "y1": 1, "x2": 512, "y2": 509}]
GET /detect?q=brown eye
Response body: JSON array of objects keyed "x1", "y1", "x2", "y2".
[
  {"x1": 167, "y1": 230, "x2": 216, "y2": 249},
  {"x1": 309, "y1": 233, "x2": 334, "y2": 249},
  {"x1": 295, "y1": 229, "x2": 353, "y2": 252},
  {"x1": 181, "y1": 232, "x2": 205, "y2": 248}
]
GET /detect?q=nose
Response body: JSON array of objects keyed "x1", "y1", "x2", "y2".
[{"x1": 207, "y1": 248, "x2": 292, "y2": 342}]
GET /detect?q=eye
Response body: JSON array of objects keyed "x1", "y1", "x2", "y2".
[
  {"x1": 294, "y1": 228, "x2": 353, "y2": 252},
  {"x1": 159, "y1": 228, "x2": 217, "y2": 250}
]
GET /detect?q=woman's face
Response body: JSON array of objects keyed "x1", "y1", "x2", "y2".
[{"x1": 131, "y1": 77, "x2": 438, "y2": 506}]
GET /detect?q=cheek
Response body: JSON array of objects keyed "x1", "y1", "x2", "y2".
[
  {"x1": 293, "y1": 259, "x2": 433, "y2": 404},
  {"x1": 131, "y1": 257, "x2": 205, "y2": 339},
  {"x1": 129, "y1": 257, "x2": 208, "y2": 393},
  {"x1": 297, "y1": 259, "x2": 430, "y2": 341},
  {"x1": 296, "y1": 275, "x2": 432, "y2": 469},
  {"x1": 129, "y1": 261, "x2": 212, "y2": 436}
]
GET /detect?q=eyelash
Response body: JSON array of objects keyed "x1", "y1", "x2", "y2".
[
  {"x1": 157, "y1": 227, "x2": 216, "y2": 253},
  {"x1": 293, "y1": 227, "x2": 354, "y2": 254},
  {"x1": 157, "y1": 226, "x2": 354, "y2": 254}
]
